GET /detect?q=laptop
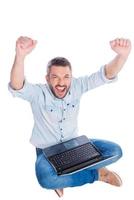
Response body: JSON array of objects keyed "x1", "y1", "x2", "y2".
[{"x1": 43, "y1": 135, "x2": 113, "y2": 175}]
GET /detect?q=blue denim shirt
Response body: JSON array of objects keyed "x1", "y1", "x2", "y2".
[{"x1": 8, "y1": 66, "x2": 117, "y2": 148}]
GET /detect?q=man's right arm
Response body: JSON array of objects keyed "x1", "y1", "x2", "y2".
[{"x1": 10, "y1": 36, "x2": 37, "y2": 90}]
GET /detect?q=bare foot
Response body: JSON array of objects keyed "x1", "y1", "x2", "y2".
[
  {"x1": 98, "y1": 168, "x2": 122, "y2": 187},
  {"x1": 55, "y1": 189, "x2": 64, "y2": 197}
]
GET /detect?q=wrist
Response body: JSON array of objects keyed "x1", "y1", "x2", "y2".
[
  {"x1": 116, "y1": 53, "x2": 129, "y2": 61},
  {"x1": 15, "y1": 53, "x2": 26, "y2": 62}
]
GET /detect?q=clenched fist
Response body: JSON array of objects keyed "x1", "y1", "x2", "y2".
[
  {"x1": 16, "y1": 36, "x2": 37, "y2": 57},
  {"x1": 110, "y1": 38, "x2": 131, "y2": 58}
]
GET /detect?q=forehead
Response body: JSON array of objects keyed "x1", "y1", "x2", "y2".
[{"x1": 49, "y1": 65, "x2": 71, "y2": 75}]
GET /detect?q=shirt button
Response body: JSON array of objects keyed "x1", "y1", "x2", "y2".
[
  {"x1": 50, "y1": 109, "x2": 53, "y2": 112},
  {"x1": 72, "y1": 105, "x2": 75, "y2": 108},
  {"x1": 67, "y1": 103, "x2": 70, "y2": 106},
  {"x1": 63, "y1": 109, "x2": 66, "y2": 111},
  {"x1": 60, "y1": 128, "x2": 63, "y2": 131}
]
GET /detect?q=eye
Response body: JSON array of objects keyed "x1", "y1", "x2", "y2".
[
  {"x1": 51, "y1": 75, "x2": 58, "y2": 79},
  {"x1": 65, "y1": 75, "x2": 70, "y2": 79}
]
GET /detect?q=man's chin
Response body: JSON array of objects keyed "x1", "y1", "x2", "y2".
[
  {"x1": 55, "y1": 93, "x2": 66, "y2": 99},
  {"x1": 54, "y1": 91, "x2": 67, "y2": 99}
]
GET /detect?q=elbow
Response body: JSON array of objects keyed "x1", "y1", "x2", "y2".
[
  {"x1": 104, "y1": 65, "x2": 117, "y2": 80},
  {"x1": 10, "y1": 80, "x2": 24, "y2": 90}
]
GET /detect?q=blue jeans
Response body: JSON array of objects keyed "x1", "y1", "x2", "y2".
[{"x1": 35, "y1": 139, "x2": 122, "y2": 189}]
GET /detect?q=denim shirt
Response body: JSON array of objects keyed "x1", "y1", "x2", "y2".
[{"x1": 8, "y1": 66, "x2": 117, "y2": 148}]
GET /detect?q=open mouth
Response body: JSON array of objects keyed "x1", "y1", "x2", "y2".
[{"x1": 55, "y1": 86, "x2": 67, "y2": 95}]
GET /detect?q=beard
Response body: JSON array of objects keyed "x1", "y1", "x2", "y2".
[{"x1": 49, "y1": 84, "x2": 69, "y2": 99}]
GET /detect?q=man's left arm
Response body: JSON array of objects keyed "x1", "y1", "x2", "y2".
[{"x1": 105, "y1": 38, "x2": 131, "y2": 79}]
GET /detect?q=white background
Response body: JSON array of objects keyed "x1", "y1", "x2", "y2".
[{"x1": 0, "y1": 0, "x2": 134, "y2": 199}]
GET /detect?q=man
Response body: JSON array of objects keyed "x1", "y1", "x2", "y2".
[{"x1": 9, "y1": 37, "x2": 131, "y2": 197}]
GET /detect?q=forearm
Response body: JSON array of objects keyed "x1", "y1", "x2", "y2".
[
  {"x1": 10, "y1": 55, "x2": 25, "y2": 90},
  {"x1": 105, "y1": 54, "x2": 129, "y2": 79},
  {"x1": 105, "y1": 38, "x2": 131, "y2": 79}
]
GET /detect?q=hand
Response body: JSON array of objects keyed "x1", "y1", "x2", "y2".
[
  {"x1": 110, "y1": 38, "x2": 131, "y2": 58},
  {"x1": 16, "y1": 36, "x2": 37, "y2": 58}
]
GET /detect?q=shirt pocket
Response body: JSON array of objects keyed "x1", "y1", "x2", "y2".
[
  {"x1": 45, "y1": 105, "x2": 61, "y2": 122},
  {"x1": 66, "y1": 99, "x2": 80, "y2": 121}
]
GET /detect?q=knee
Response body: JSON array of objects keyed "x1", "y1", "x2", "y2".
[
  {"x1": 35, "y1": 163, "x2": 57, "y2": 189},
  {"x1": 112, "y1": 143, "x2": 123, "y2": 160},
  {"x1": 36, "y1": 174, "x2": 58, "y2": 189},
  {"x1": 35, "y1": 166, "x2": 53, "y2": 189},
  {"x1": 35, "y1": 154, "x2": 57, "y2": 189},
  {"x1": 92, "y1": 139, "x2": 123, "y2": 159},
  {"x1": 37, "y1": 176, "x2": 53, "y2": 189}
]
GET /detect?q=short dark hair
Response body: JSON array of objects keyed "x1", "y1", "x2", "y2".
[{"x1": 47, "y1": 57, "x2": 72, "y2": 74}]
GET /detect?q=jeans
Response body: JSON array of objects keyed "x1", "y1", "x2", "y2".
[{"x1": 35, "y1": 139, "x2": 122, "y2": 189}]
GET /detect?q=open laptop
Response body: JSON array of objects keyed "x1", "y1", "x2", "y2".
[{"x1": 43, "y1": 135, "x2": 113, "y2": 175}]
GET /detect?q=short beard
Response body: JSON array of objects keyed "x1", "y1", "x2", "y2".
[{"x1": 49, "y1": 84, "x2": 69, "y2": 99}]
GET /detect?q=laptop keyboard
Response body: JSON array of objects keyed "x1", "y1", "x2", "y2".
[{"x1": 49, "y1": 143, "x2": 100, "y2": 170}]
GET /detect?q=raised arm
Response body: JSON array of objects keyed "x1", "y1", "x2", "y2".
[
  {"x1": 105, "y1": 38, "x2": 131, "y2": 79},
  {"x1": 10, "y1": 36, "x2": 37, "y2": 90}
]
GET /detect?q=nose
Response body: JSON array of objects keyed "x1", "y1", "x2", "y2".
[{"x1": 58, "y1": 78, "x2": 65, "y2": 86}]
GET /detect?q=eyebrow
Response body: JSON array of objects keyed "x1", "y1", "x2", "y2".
[{"x1": 51, "y1": 74, "x2": 71, "y2": 77}]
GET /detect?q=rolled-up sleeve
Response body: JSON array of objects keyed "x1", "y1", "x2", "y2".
[
  {"x1": 100, "y1": 65, "x2": 118, "y2": 83},
  {"x1": 8, "y1": 80, "x2": 40, "y2": 103},
  {"x1": 73, "y1": 65, "x2": 118, "y2": 95}
]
